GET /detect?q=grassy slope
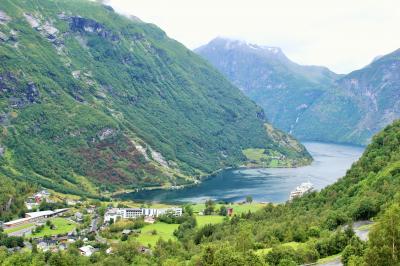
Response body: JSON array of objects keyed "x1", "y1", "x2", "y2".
[
  {"x1": 0, "y1": 0, "x2": 311, "y2": 198},
  {"x1": 136, "y1": 222, "x2": 179, "y2": 247},
  {"x1": 196, "y1": 215, "x2": 225, "y2": 227}
]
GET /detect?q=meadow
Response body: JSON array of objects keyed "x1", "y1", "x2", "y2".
[
  {"x1": 191, "y1": 202, "x2": 266, "y2": 215},
  {"x1": 136, "y1": 223, "x2": 179, "y2": 247},
  {"x1": 31, "y1": 218, "x2": 76, "y2": 238}
]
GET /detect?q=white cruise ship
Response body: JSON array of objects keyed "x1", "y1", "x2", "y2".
[{"x1": 289, "y1": 182, "x2": 314, "y2": 200}]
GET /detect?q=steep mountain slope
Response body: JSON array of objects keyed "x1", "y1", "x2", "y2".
[
  {"x1": 196, "y1": 38, "x2": 400, "y2": 145},
  {"x1": 0, "y1": 0, "x2": 310, "y2": 197},
  {"x1": 195, "y1": 37, "x2": 340, "y2": 135},
  {"x1": 297, "y1": 49, "x2": 400, "y2": 144}
]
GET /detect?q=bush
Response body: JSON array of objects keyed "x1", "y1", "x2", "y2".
[{"x1": 265, "y1": 245, "x2": 302, "y2": 266}]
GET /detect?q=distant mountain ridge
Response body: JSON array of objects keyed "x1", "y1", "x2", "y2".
[{"x1": 196, "y1": 37, "x2": 400, "y2": 145}]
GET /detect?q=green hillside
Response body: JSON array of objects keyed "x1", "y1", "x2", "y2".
[
  {"x1": 296, "y1": 49, "x2": 400, "y2": 144},
  {"x1": 173, "y1": 119, "x2": 400, "y2": 265},
  {"x1": 195, "y1": 38, "x2": 339, "y2": 137},
  {"x1": 1, "y1": 113, "x2": 399, "y2": 265},
  {"x1": 0, "y1": 0, "x2": 311, "y2": 200},
  {"x1": 196, "y1": 38, "x2": 400, "y2": 145}
]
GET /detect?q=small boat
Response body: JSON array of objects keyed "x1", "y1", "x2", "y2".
[{"x1": 289, "y1": 182, "x2": 313, "y2": 200}]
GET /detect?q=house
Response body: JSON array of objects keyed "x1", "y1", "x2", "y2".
[
  {"x1": 79, "y1": 245, "x2": 96, "y2": 256},
  {"x1": 28, "y1": 189, "x2": 51, "y2": 205},
  {"x1": 37, "y1": 239, "x2": 57, "y2": 252},
  {"x1": 86, "y1": 206, "x2": 96, "y2": 214},
  {"x1": 74, "y1": 212, "x2": 83, "y2": 222},
  {"x1": 227, "y1": 208, "x2": 233, "y2": 216},
  {"x1": 25, "y1": 201, "x2": 39, "y2": 210}
]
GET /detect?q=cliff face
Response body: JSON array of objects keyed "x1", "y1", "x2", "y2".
[
  {"x1": 0, "y1": 1, "x2": 310, "y2": 197},
  {"x1": 197, "y1": 38, "x2": 400, "y2": 145},
  {"x1": 195, "y1": 38, "x2": 339, "y2": 137},
  {"x1": 296, "y1": 49, "x2": 400, "y2": 144}
]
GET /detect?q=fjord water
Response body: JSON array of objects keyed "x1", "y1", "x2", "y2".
[{"x1": 121, "y1": 142, "x2": 364, "y2": 203}]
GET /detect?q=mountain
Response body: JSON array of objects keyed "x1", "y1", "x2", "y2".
[
  {"x1": 196, "y1": 38, "x2": 400, "y2": 145},
  {"x1": 0, "y1": 0, "x2": 311, "y2": 198},
  {"x1": 296, "y1": 49, "x2": 400, "y2": 144},
  {"x1": 195, "y1": 37, "x2": 340, "y2": 136}
]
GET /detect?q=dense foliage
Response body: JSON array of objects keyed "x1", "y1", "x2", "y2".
[
  {"x1": 0, "y1": 176, "x2": 32, "y2": 221},
  {"x1": 0, "y1": 120, "x2": 400, "y2": 266},
  {"x1": 0, "y1": 0, "x2": 310, "y2": 197}
]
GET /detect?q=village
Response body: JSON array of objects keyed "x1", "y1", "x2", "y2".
[{"x1": 0, "y1": 189, "x2": 264, "y2": 258}]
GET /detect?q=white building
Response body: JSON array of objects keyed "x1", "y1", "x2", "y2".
[
  {"x1": 79, "y1": 245, "x2": 96, "y2": 256},
  {"x1": 104, "y1": 207, "x2": 182, "y2": 223}
]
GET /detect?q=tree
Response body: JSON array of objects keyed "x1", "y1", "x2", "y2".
[
  {"x1": 341, "y1": 236, "x2": 365, "y2": 265},
  {"x1": 219, "y1": 206, "x2": 227, "y2": 216},
  {"x1": 184, "y1": 205, "x2": 193, "y2": 216},
  {"x1": 121, "y1": 234, "x2": 128, "y2": 241},
  {"x1": 204, "y1": 199, "x2": 215, "y2": 215},
  {"x1": 245, "y1": 196, "x2": 253, "y2": 204},
  {"x1": 364, "y1": 204, "x2": 400, "y2": 265},
  {"x1": 266, "y1": 245, "x2": 302, "y2": 266}
]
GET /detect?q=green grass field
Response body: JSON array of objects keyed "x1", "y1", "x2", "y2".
[
  {"x1": 255, "y1": 242, "x2": 303, "y2": 256},
  {"x1": 196, "y1": 215, "x2": 225, "y2": 227},
  {"x1": 192, "y1": 202, "x2": 265, "y2": 215},
  {"x1": 136, "y1": 222, "x2": 179, "y2": 247},
  {"x1": 4, "y1": 223, "x2": 35, "y2": 234},
  {"x1": 243, "y1": 148, "x2": 268, "y2": 161},
  {"x1": 242, "y1": 149, "x2": 280, "y2": 167},
  {"x1": 31, "y1": 218, "x2": 76, "y2": 238}
]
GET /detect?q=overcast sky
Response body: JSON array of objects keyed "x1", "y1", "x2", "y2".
[{"x1": 106, "y1": 0, "x2": 400, "y2": 74}]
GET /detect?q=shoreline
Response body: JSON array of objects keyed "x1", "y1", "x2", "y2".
[{"x1": 111, "y1": 158, "x2": 312, "y2": 199}]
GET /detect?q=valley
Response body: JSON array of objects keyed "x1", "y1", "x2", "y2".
[{"x1": 0, "y1": 0, "x2": 399, "y2": 265}]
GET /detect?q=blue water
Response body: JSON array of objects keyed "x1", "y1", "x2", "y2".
[{"x1": 119, "y1": 142, "x2": 364, "y2": 203}]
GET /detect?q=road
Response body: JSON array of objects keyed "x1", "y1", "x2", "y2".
[
  {"x1": 311, "y1": 221, "x2": 373, "y2": 266},
  {"x1": 318, "y1": 258, "x2": 343, "y2": 266},
  {"x1": 353, "y1": 220, "x2": 373, "y2": 241},
  {"x1": 90, "y1": 215, "x2": 98, "y2": 232}
]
